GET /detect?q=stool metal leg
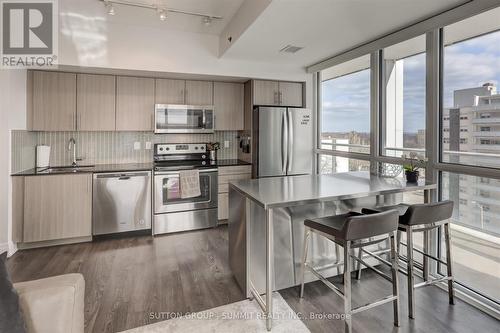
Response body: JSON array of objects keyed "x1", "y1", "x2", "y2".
[
  {"x1": 423, "y1": 229, "x2": 429, "y2": 281},
  {"x1": 444, "y1": 223, "x2": 455, "y2": 305},
  {"x1": 389, "y1": 232, "x2": 400, "y2": 327},
  {"x1": 406, "y1": 227, "x2": 415, "y2": 319},
  {"x1": 299, "y1": 227, "x2": 311, "y2": 298},
  {"x1": 396, "y1": 229, "x2": 402, "y2": 257},
  {"x1": 344, "y1": 241, "x2": 352, "y2": 333},
  {"x1": 355, "y1": 247, "x2": 363, "y2": 280}
]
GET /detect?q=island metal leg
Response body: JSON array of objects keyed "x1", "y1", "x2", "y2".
[{"x1": 266, "y1": 208, "x2": 274, "y2": 331}]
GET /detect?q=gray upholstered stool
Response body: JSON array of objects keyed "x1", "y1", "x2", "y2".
[
  {"x1": 299, "y1": 210, "x2": 401, "y2": 333},
  {"x1": 361, "y1": 200, "x2": 455, "y2": 319}
]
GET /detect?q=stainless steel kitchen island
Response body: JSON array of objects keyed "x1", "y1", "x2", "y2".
[{"x1": 228, "y1": 171, "x2": 436, "y2": 331}]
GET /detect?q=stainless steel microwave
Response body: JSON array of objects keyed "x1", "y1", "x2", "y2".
[{"x1": 154, "y1": 104, "x2": 215, "y2": 134}]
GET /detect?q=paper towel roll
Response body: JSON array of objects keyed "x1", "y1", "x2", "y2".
[{"x1": 36, "y1": 145, "x2": 51, "y2": 168}]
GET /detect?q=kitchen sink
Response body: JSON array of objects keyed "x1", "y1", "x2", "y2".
[{"x1": 40, "y1": 165, "x2": 95, "y2": 174}]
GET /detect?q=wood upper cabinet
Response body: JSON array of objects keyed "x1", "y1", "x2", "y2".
[
  {"x1": 116, "y1": 76, "x2": 155, "y2": 131},
  {"x1": 253, "y1": 80, "x2": 280, "y2": 106},
  {"x1": 31, "y1": 71, "x2": 77, "y2": 131},
  {"x1": 155, "y1": 78, "x2": 185, "y2": 104},
  {"x1": 214, "y1": 82, "x2": 244, "y2": 130},
  {"x1": 252, "y1": 80, "x2": 304, "y2": 107},
  {"x1": 23, "y1": 174, "x2": 92, "y2": 243},
  {"x1": 185, "y1": 80, "x2": 213, "y2": 105},
  {"x1": 279, "y1": 81, "x2": 303, "y2": 107},
  {"x1": 77, "y1": 74, "x2": 116, "y2": 131}
]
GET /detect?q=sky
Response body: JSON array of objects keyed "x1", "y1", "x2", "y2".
[{"x1": 322, "y1": 29, "x2": 500, "y2": 134}]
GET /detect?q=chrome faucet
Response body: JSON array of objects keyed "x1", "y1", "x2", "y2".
[{"x1": 68, "y1": 137, "x2": 77, "y2": 167}]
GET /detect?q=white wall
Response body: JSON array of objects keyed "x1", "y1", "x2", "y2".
[{"x1": 0, "y1": 70, "x2": 27, "y2": 254}]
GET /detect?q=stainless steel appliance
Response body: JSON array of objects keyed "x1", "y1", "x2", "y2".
[
  {"x1": 154, "y1": 104, "x2": 214, "y2": 134},
  {"x1": 253, "y1": 107, "x2": 313, "y2": 177},
  {"x1": 93, "y1": 171, "x2": 152, "y2": 235},
  {"x1": 153, "y1": 143, "x2": 218, "y2": 235}
]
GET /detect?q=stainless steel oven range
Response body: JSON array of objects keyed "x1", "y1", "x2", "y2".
[{"x1": 153, "y1": 143, "x2": 218, "y2": 235}]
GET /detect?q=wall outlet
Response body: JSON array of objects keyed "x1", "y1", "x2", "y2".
[
  {"x1": 145, "y1": 141, "x2": 152, "y2": 150},
  {"x1": 134, "y1": 142, "x2": 141, "y2": 150},
  {"x1": 224, "y1": 140, "x2": 230, "y2": 148}
]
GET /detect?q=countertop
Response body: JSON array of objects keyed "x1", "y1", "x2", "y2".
[
  {"x1": 11, "y1": 159, "x2": 251, "y2": 176},
  {"x1": 229, "y1": 171, "x2": 436, "y2": 209}
]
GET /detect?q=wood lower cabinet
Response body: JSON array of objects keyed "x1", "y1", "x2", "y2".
[
  {"x1": 31, "y1": 71, "x2": 77, "y2": 131},
  {"x1": 77, "y1": 74, "x2": 116, "y2": 131},
  {"x1": 185, "y1": 80, "x2": 213, "y2": 105},
  {"x1": 214, "y1": 82, "x2": 244, "y2": 130},
  {"x1": 23, "y1": 174, "x2": 92, "y2": 243},
  {"x1": 218, "y1": 165, "x2": 252, "y2": 221},
  {"x1": 116, "y1": 76, "x2": 155, "y2": 131}
]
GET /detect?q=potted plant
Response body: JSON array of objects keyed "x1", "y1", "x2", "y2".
[
  {"x1": 403, "y1": 153, "x2": 425, "y2": 183},
  {"x1": 207, "y1": 142, "x2": 220, "y2": 161}
]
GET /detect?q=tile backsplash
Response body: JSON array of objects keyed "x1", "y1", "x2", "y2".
[{"x1": 11, "y1": 130, "x2": 239, "y2": 173}]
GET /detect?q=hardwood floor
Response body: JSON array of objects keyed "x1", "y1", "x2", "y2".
[
  {"x1": 6, "y1": 226, "x2": 245, "y2": 333},
  {"x1": 281, "y1": 269, "x2": 500, "y2": 333},
  {"x1": 6, "y1": 226, "x2": 499, "y2": 333}
]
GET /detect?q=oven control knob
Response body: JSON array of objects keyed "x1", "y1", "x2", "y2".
[
  {"x1": 202, "y1": 161, "x2": 206, "y2": 165},
  {"x1": 195, "y1": 147, "x2": 198, "y2": 150},
  {"x1": 166, "y1": 147, "x2": 170, "y2": 151},
  {"x1": 202, "y1": 154, "x2": 206, "y2": 159},
  {"x1": 201, "y1": 146, "x2": 205, "y2": 150},
  {"x1": 159, "y1": 147, "x2": 164, "y2": 151}
]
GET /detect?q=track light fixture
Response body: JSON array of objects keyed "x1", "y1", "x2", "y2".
[
  {"x1": 158, "y1": 8, "x2": 167, "y2": 21},
  {"x1": 203, "y1": 16, "x2": 212, "y2": 26},
  {"x1": 99, "y1": 0, "x2": 222, "y2": 23},
  {"x1": 104, "y1": 0, "x2": 115, "y2": 15}
]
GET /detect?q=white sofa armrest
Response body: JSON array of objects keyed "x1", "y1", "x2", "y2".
[{"x1": 14, "y1": 273, "x2": 85, "y2": 333}]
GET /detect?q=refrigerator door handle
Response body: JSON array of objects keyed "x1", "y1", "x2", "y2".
[
  {"x1": 281, "y1": 109, "x2": 288, "y2": 174},
  {"x1": 287, "y1": 109, "x2": 293, "y2": 173}
]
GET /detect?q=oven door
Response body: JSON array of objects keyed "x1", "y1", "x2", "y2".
[
  {"x1": 154, "y1": 168, "x2": 218, "y2": 214},
  {"x1": 155, "y1": 104, "x2": 214, "y2": 134}
]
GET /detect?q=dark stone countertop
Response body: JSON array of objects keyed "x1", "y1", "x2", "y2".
[{"x1": 11, "y1": 160, "x2": 251, "y2": 176}]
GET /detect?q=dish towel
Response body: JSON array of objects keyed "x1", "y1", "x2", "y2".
[{"x1": 179, "y1": 169, "x2": 201, "y2": 199}]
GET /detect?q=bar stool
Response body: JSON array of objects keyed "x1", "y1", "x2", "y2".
[
  {"x1": 299, "y1": 210, "x2": 401, "y2": 333},
  {"x1": 361, "y1": 200, "x2": 454, "y2": 319}
]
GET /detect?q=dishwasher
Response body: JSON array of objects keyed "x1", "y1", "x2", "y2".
[{"x1": 93, "y1": 171, "x2": 152, "y2": 236}]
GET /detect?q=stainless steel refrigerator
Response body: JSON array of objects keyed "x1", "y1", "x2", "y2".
[{"x1": 254, "y1": 107, "x2": 313, "y2": 177}]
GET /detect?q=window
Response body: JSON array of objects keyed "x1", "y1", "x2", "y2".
[
  {"x1": 382, "y1": 35, "x2": 426, "y2": 158},
  {"x1": 441, "y1": 172, "x2": 500, "y2": 302},
  {"x1": 320, "y1": 55, "x2": 371, "y2": 154},
  {"x1": 442, "y1": 18, "x2": 500, "y2": 169},
  {"x1": 319, "y1": 155, "x2": 370, "y2": 174}
]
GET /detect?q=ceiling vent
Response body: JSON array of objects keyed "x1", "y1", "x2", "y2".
[{"x1": 279, "y1": 45, "x2": 303, "y2": 54}]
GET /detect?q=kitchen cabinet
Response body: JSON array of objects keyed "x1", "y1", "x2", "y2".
[
  {"x1": 252, "y1": 80, "x2": 304, "y2": 107},
  {"x1": 253, "y1": 80, "x2": 280, "y2": 106},
  {"x1": 31, "y1": 71, "x2": 77, "y2": 131},
  {"x1": 155, "y1": 78, "x2": 185, "y2": 104},
  {"x1": 214, "y1": 82, "x2": 244, "y2": 130},
  {"x1": 77, "y1": 74, "x2": 116, "y2": 131},
  {"x1": 185, "y1": 80, "x2": 213, "y2": 105},
  {"x1": 279, "y1": 81, "x2": 303, "y2": 107},
  {"x1": 116, "y1": 76, "x2": 155, "y2": 131},
  {"x1": 23, "y1": 174, "x2": 92, "y2": 243},
  {"x1": 217, "y1": 165, "x2": 252, "y2": 221}
]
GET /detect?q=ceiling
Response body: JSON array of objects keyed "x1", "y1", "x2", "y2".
[
  {"x1": 222, "y1": 0, "x2": 470, "y2": 66},
  {"x1": 60, "y1": 0, "x2": 244, "y2": 35}
]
